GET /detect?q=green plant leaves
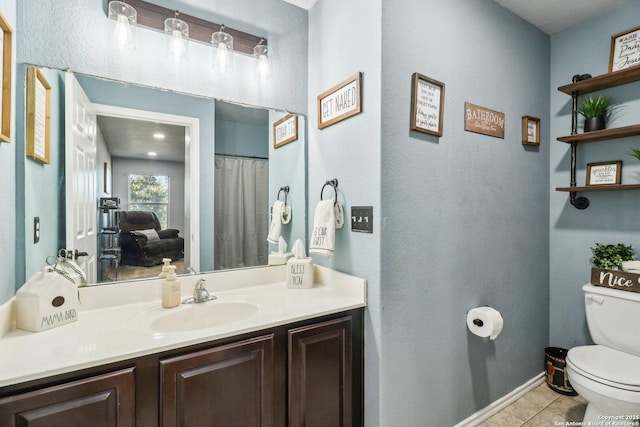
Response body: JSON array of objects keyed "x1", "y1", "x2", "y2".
[
  {"x1": 574, "y1": 95, "x2": 615, "y2": 119},
  {"x1": 590, "y1": 243, "x2": 635, "y2": 270}
]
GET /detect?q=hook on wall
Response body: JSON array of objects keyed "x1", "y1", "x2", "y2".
[
  {"x1": 320, "y1": 179, "x2": 339, "y2": 205},
  {"x1": 277, "y1": 185, "x2": 290, "y2": 205}
]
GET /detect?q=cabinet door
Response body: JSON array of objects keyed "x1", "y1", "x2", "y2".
[
  {"x1": 160, "y1": 334, "x2": 274, "y2": 427},
  {"x1": 288, "y1": 316, "x2": 352, "y2": 427},
  {"x1": 0, "y1": 367, "x2": 135, "y2": 427}
]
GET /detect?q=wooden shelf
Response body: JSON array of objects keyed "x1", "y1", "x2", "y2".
[
  {"x1": 557, "y1": 124, "x2": 640, "y2": 144},
  {"x1": 556, "y1": 184, "x2": 640, "y2": 192},
  {"x1": 558, "y1": 67, "x2": 640, "y2": 95}
]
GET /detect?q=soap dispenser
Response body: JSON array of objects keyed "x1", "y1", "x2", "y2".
[
  {"x1": 162, "y1": 265, "x2": 181, "y2": 308},
  {"x1": 286, "y1": 240, "x2": 314, "y2": 289},
  {"x1": 159, "y1": 258, "x2": 172, "y2": 278}
]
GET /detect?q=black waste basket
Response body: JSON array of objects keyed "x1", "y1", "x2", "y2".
[{"x1": 545, "y1": 347, "x2": 578, "y2": 395}]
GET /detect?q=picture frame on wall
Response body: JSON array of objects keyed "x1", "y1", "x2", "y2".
[
  {"x1": 586, "y1": 161, "x2": 622, "y2": 186},
  {"x1": 26, "y1": 66, "x2": 51, "y2": 164},
  {"x1": 273, "y1": 113, "x2": 298, "y2": 149},
  {"x1": 410, "y1": 73, "x2": 445, "y2": 137},
  {"x1": 609, "y1": 25, "x2": 640, "y2": 73},
  {"x1": 521, "y1": 116, "x2": 540, "y2": 145},
  {"x1": 0, "y1": 13, "x2": 12, "y2": 143},
  {"x1": 317, "y1": 72, "x2": 362, "y2": 129}
]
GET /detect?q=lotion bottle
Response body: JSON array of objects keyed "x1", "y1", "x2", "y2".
[{"x1": 162, "y1": 266, "x2": 181, "y2": 308}]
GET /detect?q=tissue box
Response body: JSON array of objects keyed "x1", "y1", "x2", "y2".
[
  {"x1": 268, "y1": 251, "x2": 293, "y2": 266},
  {"x1": 16, "y1": 267, "x2": 79, "y2": 332},
  {"x1": 286, "y1": 258, "x2": 314, "y2": 289}
]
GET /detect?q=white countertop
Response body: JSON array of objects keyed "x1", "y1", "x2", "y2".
[{"x1": 0, "y1": 265, "x2": 366, "y2": 387}]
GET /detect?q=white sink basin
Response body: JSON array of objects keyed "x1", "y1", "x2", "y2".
[{"x1": 132, "y1": 298, "x2": 260, "y2": 333}]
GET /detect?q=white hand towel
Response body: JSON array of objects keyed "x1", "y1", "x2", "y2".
[
  {"x1": 267, "y1": 201, "x2": 284, "y2": 244},
  {"x1": 310, "y1": 199, "x2": 339, "y2": 257}
]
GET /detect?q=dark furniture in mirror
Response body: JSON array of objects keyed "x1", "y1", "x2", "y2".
[{"x1": 119, "y1": 211, "x2": 184, "y2": 267}]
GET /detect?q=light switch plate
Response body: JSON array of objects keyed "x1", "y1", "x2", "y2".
[
  {"x1": 351, "y1": 206, "x2": 373, "y2": 233},
  {"x1": 34, "y1": 216, "x2": 40, "y2": 244}
]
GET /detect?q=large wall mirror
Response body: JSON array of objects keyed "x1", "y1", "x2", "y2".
[{"x1": 17, "y1": 66, "x2": 307, "y2": 287}]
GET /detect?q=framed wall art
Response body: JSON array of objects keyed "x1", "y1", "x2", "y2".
[
  {"x1": 410, "y1": 73, "x2": 445, "y2": 137},
  {"x1": 522, "y1": 116, "x2": 540, "y2": 145},
  {"x1": 273, "y1": 113, "x2": 298, "y2": 148},
  {"x1": 0, "y1": 12, "x2": 12, "y2": 143},
  {"x1": 609, "y1": 25, "x2": 640, "y2": 73},
  {"x1": 586, "y1": 161, "x2": 622, "y2": 186},
  {"x1": 26, "y1": 65, "x2": 51, "y2": 164},
  {"x1": 317, "y1": 72, "x2": 362, "y2": 129}
]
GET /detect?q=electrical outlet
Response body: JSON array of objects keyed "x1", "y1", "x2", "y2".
[
  {"x1": 34, "y1": 217, "x2": 40, "y2": 243},
  {"x1": 351, "y1": 206, "x2": 373, "y2": 233}
]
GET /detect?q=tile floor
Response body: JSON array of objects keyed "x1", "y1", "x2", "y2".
[{"x1": 478, "y1": 382, "x2": 587, "y2": 426}]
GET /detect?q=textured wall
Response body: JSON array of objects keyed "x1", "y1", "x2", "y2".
[
  {"x1": 549, "y1": 2, "x2": 640, "y2": 348},
  {"x1": 17, "y1": 0, "x2": 308, "y2": 114},
  {"x1": 380, "y1": 0, "x2": 550, "y2": 425},
  {"x1": 308, "y1": 0, "x2": 382, "y2": 425}
]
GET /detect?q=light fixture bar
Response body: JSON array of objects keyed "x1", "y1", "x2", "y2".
[{"x1": 107, "y1": 0, "x2": 266, "y2": 56}]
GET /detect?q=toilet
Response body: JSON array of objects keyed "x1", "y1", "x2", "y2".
[{"x1": 565, "y1": 284, "x2": 640, "y2": 423}]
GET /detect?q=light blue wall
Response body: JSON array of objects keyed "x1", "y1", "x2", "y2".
[
  {"x1": 549, "y1": 2, "x2": 640, "y2": 348},
  {"x1": 16, "y1": 66, "x2": 65, "y2": 286},
  {"x1": 215, "y1": 117, "x2": 268, "y2": 158},
  {"x1": 1, "y1": 0, "x2": 16, "y2": 304},
  {"x1": 308, "y1": 1, "x2": 382, "y2": 425},
  {"x1": 380, "y1": 0, "x2": 549, "y2": 425},
  {"x1": 268, "y1": 111, "x2": 307, "y2": 250}
]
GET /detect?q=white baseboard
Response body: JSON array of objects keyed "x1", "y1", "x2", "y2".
[{"x1": 453, "y1": 372, "x2": 545, "y2": 427}]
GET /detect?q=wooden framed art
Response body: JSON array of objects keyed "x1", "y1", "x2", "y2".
[
  {"x1": 317, "y1": 72, "x2": 362, "y2": 129},
  {"x1": 609, "y1": 25, "x2": 640, "y2": 73},
  {"x1": 273, "y1": 113, "x2": 298, "y2": 148},
  {"x1": 586, "y1": 161, "x2": 622, "y2": 186},
  {"x1": 410, "y1": 73, "x2": 445, "y2": 137},
  {"x1": 26, "y1": 66, "x2": 51, "y2": 164},
  {"x1": 521, "y1": 116, "x2": 540, "y2": 145},
  {"x1": 0, "y1": 13, "x2": 12, "y2": 143}
]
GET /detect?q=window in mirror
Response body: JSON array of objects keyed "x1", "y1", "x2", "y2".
[{"x1": 128, "y1": 174, "x2": 170, "y2": 228}]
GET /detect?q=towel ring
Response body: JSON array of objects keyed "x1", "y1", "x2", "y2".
[
  {"x1": 277, "y1": 185, "x2": 289, "y2": 205},
  {"x1": 320, "y1": 179, "x2": 339, "y2": 205}
]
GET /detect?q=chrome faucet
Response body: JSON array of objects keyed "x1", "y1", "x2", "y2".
[{"x1": 182, "y1": 279, "x2": 216, "y2": 304}]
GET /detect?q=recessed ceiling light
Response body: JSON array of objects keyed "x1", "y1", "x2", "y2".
[
  {"x1": 148, "y1": 151, "x2": 157, "y2": 157},
  {"x1": 153, "y1": 132, "x2": 165, "y2": 139}
]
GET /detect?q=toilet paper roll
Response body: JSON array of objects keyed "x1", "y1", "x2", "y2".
[{"x1": 466, "y1": 307, "x2": 504, "y2": 340}]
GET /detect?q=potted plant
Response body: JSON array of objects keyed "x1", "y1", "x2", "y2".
[
  {"x1": 630, "y1": 148, "x2": 640, "y2": 161},
  {"x1": 590, "y1": 243, "x2": 634, "y2": 270},
  {"x1": 575, "y1": 95, "x2": 616, "y2": 132}
]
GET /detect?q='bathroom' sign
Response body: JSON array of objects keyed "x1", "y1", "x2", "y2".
[
  {"x1": 591, "y1": 268, "x2": 640, "y2": 294},
  {"x1": 464, "y1": 102, "x2": 505, "y2": 139}
]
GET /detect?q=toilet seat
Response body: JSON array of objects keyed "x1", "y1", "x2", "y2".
[{"x1": 567, "y1": 345, "x2": 640, "y2": 392}]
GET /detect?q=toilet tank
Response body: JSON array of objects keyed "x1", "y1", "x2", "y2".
[{"x1": 583, "y1": 284, "x2": 640, "y2": 356}]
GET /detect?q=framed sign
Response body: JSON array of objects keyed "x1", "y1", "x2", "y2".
[
  {"x1": 586, "y1": 161, "x2": 622, "y2": 186},
  {"x1": 521, "y1": 116, "x2": 540, "y2": 145},
  {"x1": 464, "y1": 102, "x2": 505, "y2": 139},
  {"x1": 273, "y1": 113, "x2": 298, "y2": 148},
  {"x1": 609, "y1": 25, "x2": 640, "y2": 73},
  {"x1": 317, "y1": 72, "x2": 362, "y2": 129},
  {"x1": 410, "y1": 73, "x2": 445, "y2": 137},
  {"x1": 26, "y1": 66, "x2": 51, "y2": 164},
  {"x1": 0, "y1": 13, "x2": 12, "y2": 143}
]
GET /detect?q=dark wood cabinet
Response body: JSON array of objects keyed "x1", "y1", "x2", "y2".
[
  {"x1": 288, "y1": 317, "x2": 352, "y2": 427},
  {"x1": 0, "y1": 309, "x2": 363, "y2": 427},
  {"x1": 160, "y1": 334, "x2": 274, "y2": 427},
  {"x1": 0, "y1": 367, "x2": 135, "y2": 427}
]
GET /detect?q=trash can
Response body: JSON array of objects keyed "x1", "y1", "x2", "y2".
[{"x1": 545, "y1": 347, "x2": 577, "y2": 395}]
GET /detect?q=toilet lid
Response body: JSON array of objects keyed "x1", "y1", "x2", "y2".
[{"x1": 567, "y1": 345, "x2": 640, "y2": 391}]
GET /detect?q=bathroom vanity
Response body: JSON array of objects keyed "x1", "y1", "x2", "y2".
[{"x1": 0, "y1": 266, "x2": 366, "y2": 426}]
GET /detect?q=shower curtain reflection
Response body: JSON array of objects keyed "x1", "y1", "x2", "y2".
[{"x1": 214, "y1": 157, "x2": 269, "y2": 269}]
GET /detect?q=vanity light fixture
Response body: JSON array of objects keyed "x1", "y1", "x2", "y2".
[
  {"x1": 164, "y1": 11, "x2": 189, "y2": 62},
  {"x1": 108, "y1": 0, "x2": 137, "y2": 51},
  {"x1": 254, "y1": 39, "x2": 272, "y2": 82},
  {"x1": 212, "y1": 25, "x2": 233, "y2": 74}
]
